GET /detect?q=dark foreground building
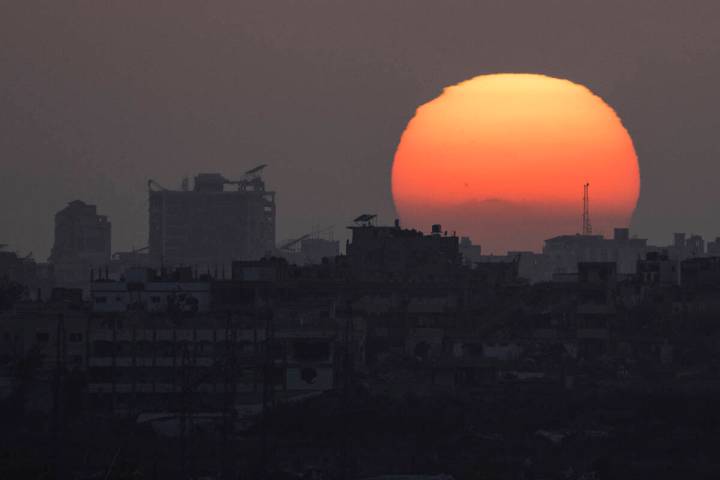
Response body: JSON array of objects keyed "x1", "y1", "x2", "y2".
[
  {"x1": 347, "y1": 217, "x2": 461, "y2": 282},
  {"x1": 4, "y1": 220, "x2": 720, "y2": 479}
]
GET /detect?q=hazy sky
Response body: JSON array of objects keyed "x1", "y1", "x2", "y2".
[{"x1": 2, "y1": 0, "x2": 720, "y2": 258}]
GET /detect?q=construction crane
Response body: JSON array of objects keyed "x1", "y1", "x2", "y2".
[
  {"x1": 244, "y1": 164, "x2": 267, "y2": 178},
  {"x1": 277, "y1": 225, "x2": 335, "y2": 252},
  {"x1": 149, "y1": 165, "x2": 268, "y2": 193},
  {"x1": 278, "y1": 234, "x2": 312, "y2": 252},
  {"x1": 224, "y1": 164, "x2": 267, "y2": 184},
  {"x1": 222, "y1": 164, "x2": 268, "y2": 191},
  {"x1": 147, "y1": 179, "x2": 169, "y2": 192}
]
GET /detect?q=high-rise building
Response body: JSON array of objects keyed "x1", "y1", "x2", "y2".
[
  {"x1": 49, "y1": 200, "x2": 111, "y2": 290},
  {"x1": 686, "y1": 234, "x2": 705, "y2": 257},
  {"x1": 707, "y1": 237, "x2": 720, "y2": 256},
  {"x1": 148, "y1": 169, "x2": 275, "y2": 269}
]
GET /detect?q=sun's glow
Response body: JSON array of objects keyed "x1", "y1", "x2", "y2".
[{"x1": 392, "y1": 73, "x2": 640, "y2": 253}]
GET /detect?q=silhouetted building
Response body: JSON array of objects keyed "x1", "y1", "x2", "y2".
[
  {"x1": 472, "y1": 258, "x2": 520, "y2": 286},
  {"x1": 613, "y1": 227, "x2": 630, "y2": 242},
  {"x1": 681, "y1": 256, "x2": 720, "y2": 290},
  {"x1": 578, "y1": 261, "x2": 617, "y2": 288},
  {"x1": 49, "y1": 200, "x2": 111, "y2": 292},
  {"x1": 346, "y1": 217, "x2": 460, "y2": 282},
  {"x1": 686, "y1": 234, "x2": 705, "y2": 257},
  {"x1": 148, "y1": 170, "x2": 275, "y2": 269},
  {"x1": 0, "y1": 247, "x2": 54, "y2": 299},
  {"x1": 0, "y1": 248, "x2": 33, "y2": 284},
  {"x1": 110, "y1": 247, "x2": 151, "y2": 275},
  {"x1": 90, "y1": 267, "x2": 211, "y2": 313},
  {"x1": 674, "y1": 232, "x2": 686, "y2": 249},
  {"x1": 707, "y1": 237, "x2": 720, "y2": 256},
  {"x1": 231, "y1": 257, "x2": 289, "y2": 282},
  {"x1": 666, "y1": 232, "x2": 708, "y2": 260},
  {"x1": 299, "y1": 237, "x2": 340, "y2": 264},
  {"x1": 543, "y1": 228, "x2": 647, "y2": 277},
  {"x1": 459, "y1": 236, "x2": 482, "y2": 265},
  {"x1": 478, "y1": 251, "x2": 552, "y2": 283},
  {"x1": 276, "y1": 226, "x2": 339, "y2": 265},
  {"x1": 637, "y1": 251, "x2": 679, "y2": 286},
  {"x1": 49, "y1": 200, "x2": 111, "y2": 263}
]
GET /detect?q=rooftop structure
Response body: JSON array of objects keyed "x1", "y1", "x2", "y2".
[{"x1": 346, "y1": 219, "x2": 460, "y2": 282}]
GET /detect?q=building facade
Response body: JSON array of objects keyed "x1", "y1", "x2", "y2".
[
  {"x1": 346, "y1": 221, "x2": 461, "y2": 282},
  {"x1": 49, "y1": 200, "x2": 111, "y2": 292},
  {"x1": 148, "y1": 172, "x2": 275, "y2": 269}
]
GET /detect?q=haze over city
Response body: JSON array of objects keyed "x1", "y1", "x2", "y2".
[
  {"x1": 3, "y1": 1, "x2": 720, "y2": 258},
  {"x1": 4, "y1": 2, "x2": 720, "y2": 480}
]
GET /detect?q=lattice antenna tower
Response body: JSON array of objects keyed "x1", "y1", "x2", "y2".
[{"x1": 582, "y1": 182, "x2": 592, "y2": 235}]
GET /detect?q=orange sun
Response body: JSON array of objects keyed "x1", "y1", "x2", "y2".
[{"x1": 392, "y1": 73, "x2": 640, "y2": 253}]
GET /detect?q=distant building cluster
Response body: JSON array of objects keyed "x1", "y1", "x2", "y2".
[
  {"x1": 4, "y1": 219, "x2": 720, "y2": 414},
  {"x1": 4, "y1": 200, "x2": 720, "y2": 477},
  {"x1": 2, "y1": 168, "x2": 720, "y2": 301},
  {"x1": 463, "y1": 227, "x2": 720, "y2": 285},
  {"x1": 1, "y1": 168, "x2": 341, "y2": 297}
]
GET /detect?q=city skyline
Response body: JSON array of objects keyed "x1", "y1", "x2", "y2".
[
  {"x1": 5, "y1": 3, "x2": 720, "y2": 479},
  {"x1": 2, "y1": 170, "x2": 717, "y2": 262},
  {"x1": 4, "y1": 1, "x2": 720, "y2": 258}
]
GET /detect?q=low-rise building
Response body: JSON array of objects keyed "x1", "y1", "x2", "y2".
[{"x1": 90, "y1": 267, "x2": 211, "y2": 314}]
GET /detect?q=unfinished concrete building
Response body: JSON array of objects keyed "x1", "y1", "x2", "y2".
[{"x1": 148, "y1": 167, "x2": 275, "y2": 269}]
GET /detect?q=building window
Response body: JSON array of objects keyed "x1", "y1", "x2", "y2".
[
  {"x1": 36, "y1": 332, "x2": 50, "y2": 343},
  {"x1": 93, "y1": 340, "x2": 117, "y2": 356},
  {"x1": 293, "y1": 340, "x2": 330, "y2": 362},
  {"x1": 69, "y1": 333, "x2": 83, "y2": 343},
  {"x1": 151, "y1": 296, "x2": 161, "y2": 303},
  {"x1": 95, "y1": 296, "x2": 107, "y2": 303}
]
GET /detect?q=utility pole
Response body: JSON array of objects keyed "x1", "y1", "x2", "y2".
[
  {"x1": 221, "y1": 311, "x2": 236, "y2": 480},
  {"x1": 260, "y1": 298, "x2": 275, "y2": 478},
  {"x1": 339, "y1": 302, "x2": 354, "y2": 480},
  {"x1": 179, "y1": 343, "x2": 192, "y2": 479},
  {"x1": 53, "y1": 313, "x2": 66, "y2": 480}
]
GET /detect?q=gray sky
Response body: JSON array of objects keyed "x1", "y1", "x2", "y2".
[{"x1": 2, "y1": 0, "x2": 720, "y2": 258}]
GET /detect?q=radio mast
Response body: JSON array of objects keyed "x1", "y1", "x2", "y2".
[{"x1": 582, "y1": 183, "x2": 592, "y2": 235}]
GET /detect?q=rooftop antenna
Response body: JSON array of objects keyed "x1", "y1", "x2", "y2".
[{"x1": 582, "y1": 183, "x2": 592, "y2": 235}]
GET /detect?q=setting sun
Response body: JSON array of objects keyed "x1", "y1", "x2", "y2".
[{"x1": 392, "y1": 73, "x2": 640, "y2": 253}]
